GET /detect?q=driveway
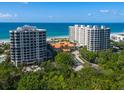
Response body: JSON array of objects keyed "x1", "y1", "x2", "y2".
[
  {"x1": 72, "y1": 50, "x2": 99, "y2": 69},
  {"x1": 72, "y1": 50, "x2": 85, "y2": 64},
  {"x1": 72, "y1": 50, "x2": 85, "y2": 71}
]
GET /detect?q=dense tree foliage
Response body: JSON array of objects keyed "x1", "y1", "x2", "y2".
[
  {"x1": 0, "y1": 62, "x2": 20, "y2": 89},
  {"x1": 1, "y1": 42, "x2": 124, "y2": 89},
  {"x1": 18, "y1": 73, "x2": 43, "y2": 90},
  {"x1": 55, "y1": 52, "x2": 74, "y2": 66},
  {"x1": 0, "y1": 48, "x2": 4, "y2": 54},
  {"x1": 0, "y1": 43, "x2": 10, "y2": 54},
  {"x1": 17, "y1": 61, "x2": 73, "y2": 90},
  {"x1": 78, "y1": 46, "x2": 124, "y2": 89},
  {"x1": 80, "y1": 47, "x2": 96, "y2": 63},
  {"x1": 111, "y1": 40, "x2": 124, "y2": 50}
]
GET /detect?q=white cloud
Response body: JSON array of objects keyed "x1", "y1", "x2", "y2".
[
  {"x1": 48, "y1": 16, "x2": 54, "y2": 19},
  {"x1": 0, "y1": 13, "x2": 17, "y2": 18},
  {"x1": 22, "y1": 2, "x2": 29, "y2": 4},
  {"x1": 120, "y1": 13, "x2": 124, "y2": 16},
  {"x1": 99, "y1": 9, "x2": 120, "y2": 15},
  {"x1": 14, "y1": 14, "x2": 17, "y2": 17},
  {"x1": 99, "y1": 9, "x2": 110, "y2": 13},
  {"x1": 111, "y1": 10, "x2": 117, "y2": 15},
  {"x1": 88, "y1": 13, "x2": 92, "y2": 16},
  {"x1": 0, "y1": 13, "x2": 12, "y2": 18}
]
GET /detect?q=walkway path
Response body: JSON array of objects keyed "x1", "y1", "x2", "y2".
[
  {"x1": 72, "y1": 50, "x2": 85, "y2": 64},
  {"x1": 72, "y1": 50, "x2": 99, "y2": 70},
  {"x1": 72, "y1": 50, "x2": 85, "y2": 71}
]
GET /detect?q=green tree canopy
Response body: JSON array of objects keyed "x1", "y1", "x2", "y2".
[{"x1": 55, "y1": 52, "x2": 74, "y2": 66}]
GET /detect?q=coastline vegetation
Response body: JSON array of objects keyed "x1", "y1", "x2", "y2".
[{"x1": 0, "y1": 41, "x2": 124, "y2": 89}]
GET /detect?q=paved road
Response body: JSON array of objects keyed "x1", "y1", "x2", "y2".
[
  {"x1": 72, "y1": 50, "x2": 85, "y2": 64},
  {"x1": 72, "y1": 50, "x2": 85, "y2": 71},
  {"x1": 72, "y1": 50, "x2": 99, "y2": 70}
]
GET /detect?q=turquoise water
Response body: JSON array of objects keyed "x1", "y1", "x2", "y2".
[{"x1": 0, "y1": 23, "x2": 124, "y2": 39}]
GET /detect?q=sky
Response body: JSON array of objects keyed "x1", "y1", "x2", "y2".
[{"x1": 0, "y1": 2, "x2": 124, "y2": 22}]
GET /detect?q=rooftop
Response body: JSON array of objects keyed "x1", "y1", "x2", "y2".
[
  {"x1": 70, "y1": 25, "x2": 110, "y2": 30},
  {"x1": 51, "y1": 41, "x2": 76, "y2": 49},
  {"x1": 118, "y1": 34, "x2": 124, "y2": 36},
  {"x1": 10, "y1": 25, "x2": 46, "y2": 33}
]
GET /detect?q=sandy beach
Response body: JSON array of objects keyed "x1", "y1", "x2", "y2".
[
  {"x1": 110, "y1": 32, "x2": 124, "y2": 35},
  {"x1": 47, "y1": 35, "x2": 69, "y2": 40},
  {"x1": 0, "y1": 39, "x2": 10, "y2": 43},
  {"x1": 0, "y1": 35, "x2": 69, "y2": 43},
  {"x1": 0, "y1": 32, "x2": 123, "y2": 43}
]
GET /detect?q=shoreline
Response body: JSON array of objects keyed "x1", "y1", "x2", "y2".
[
  {"x1": 0, "y1": 39, "x2": 10, "y2": 43},
  {"x1": 110, "y1": 32, "x2": 124, "y2": 35},
  {"x1": 0, "y1": 32, "x2": 124, "y2": 43},
  {"x1": 0, "y1": 35, "x2": 69, "y2": 43}
]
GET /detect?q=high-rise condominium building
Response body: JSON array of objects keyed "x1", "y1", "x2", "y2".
[
  {"x1": 69, "y1": 25, "x2": 110, "y2": 52},
  {"x1": 10, "y1": 25, "x2": 47, "y2": 66}
]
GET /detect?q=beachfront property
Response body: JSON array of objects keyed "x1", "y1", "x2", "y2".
[
  {"x1": 0, "y1": 40, "x2": 10, "y2": 44},
  {"x1": 0, "y1": 42, "x2": 4, "y2": 46},
  {"x1": 69, "y1": 25, "x2": 110, "y2": 52},
  {"x1": 9, "y1": 25, "x2": 47, "y2": 66},
  {"x1": 110, "y1": 33, "x2": 124, "y2": 42},
  {"x1": 50, "y1": 41, "x2": 76, "y2": 52}
]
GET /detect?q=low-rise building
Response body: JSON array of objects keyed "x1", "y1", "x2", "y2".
[
  {"x1": 110, "y1": 33, "x2": 124, "y2": 42},
  {"x1": 51, "y1": 41, "x2": 76, "y2": 52},
  {"x1": 0, "y1": 42, "x2": 3, "y2": 46}
]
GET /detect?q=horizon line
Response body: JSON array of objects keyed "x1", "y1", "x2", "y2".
[{"x1": 0, "y1": 22, "x2": 124, "y2": 23}]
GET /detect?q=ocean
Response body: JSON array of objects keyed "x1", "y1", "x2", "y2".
[{"x1": 0, "y1": 23, "x2": 124, "y2": 40}]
